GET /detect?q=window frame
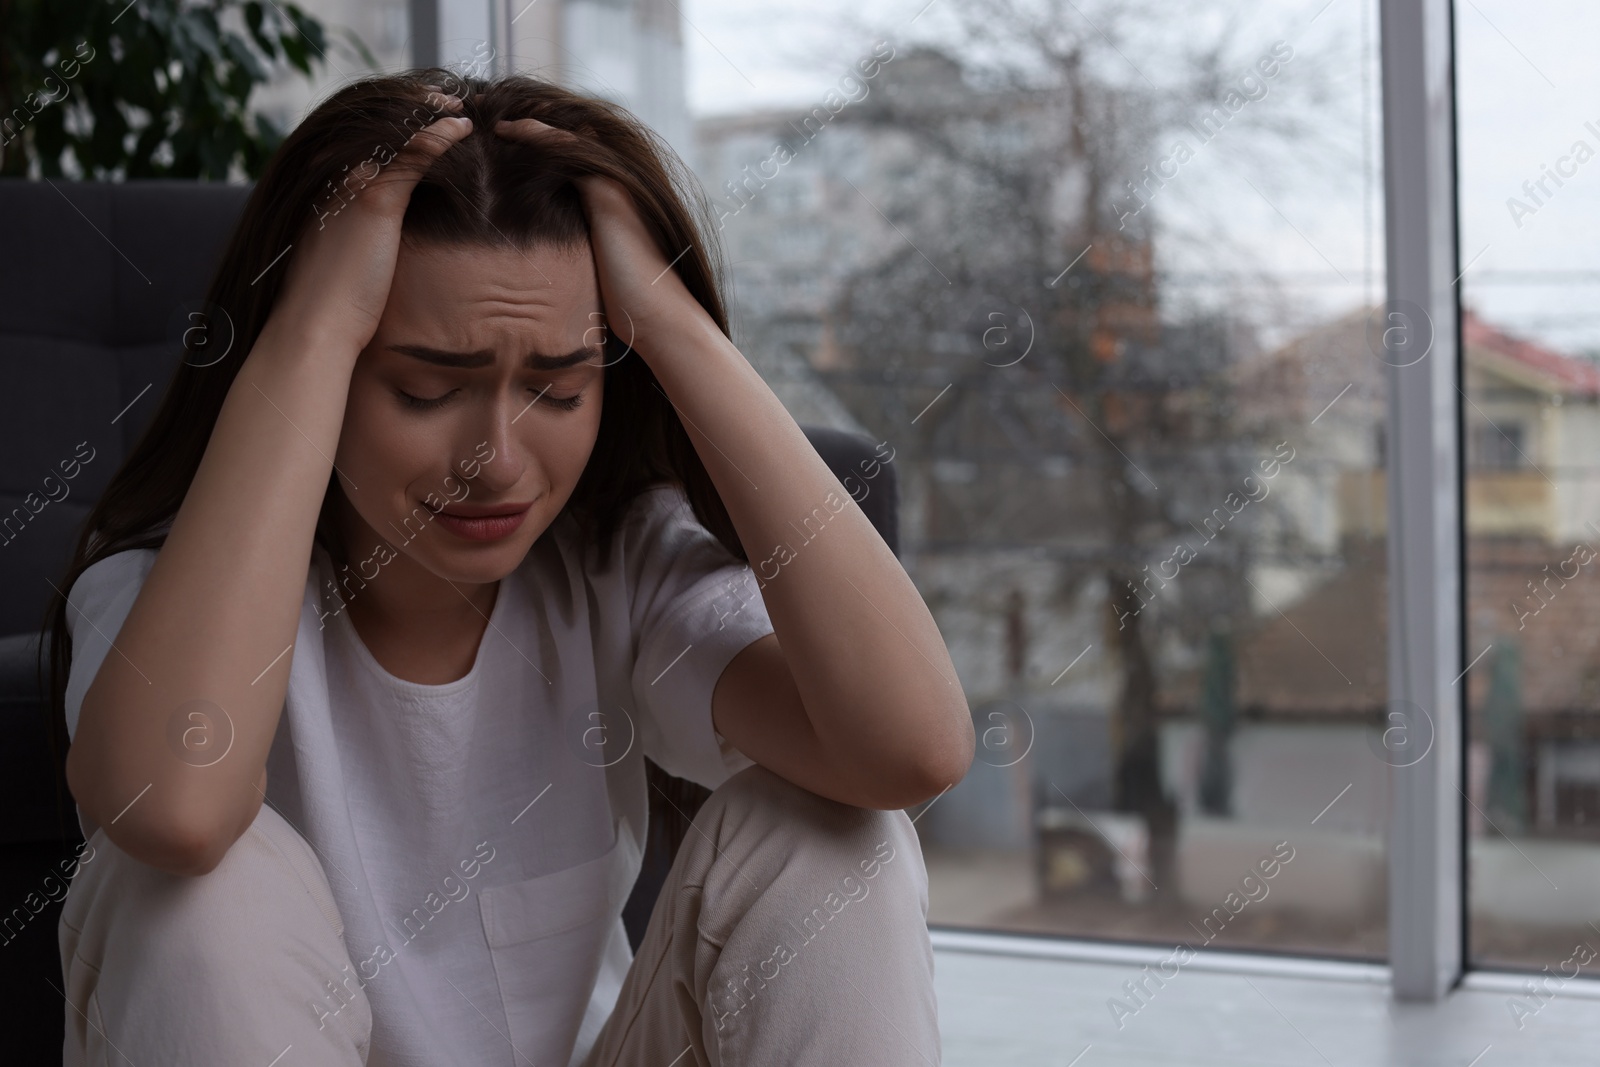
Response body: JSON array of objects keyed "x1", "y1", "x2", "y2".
[
  {"x1": 929, "y1": 0, "x2": 1480, "y2": 1003},
  {"x1": 1378, "y1": 0, "x2": 1465, "y2": 1002}
]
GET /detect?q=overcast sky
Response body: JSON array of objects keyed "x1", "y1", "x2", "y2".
[{"x1": 680, "y1": 0, "x2": 1600, "y2": 355}]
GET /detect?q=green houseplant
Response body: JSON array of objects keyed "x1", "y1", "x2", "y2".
[{"x1": 0, "y1": 0, "x2": 373, "y2": 179}]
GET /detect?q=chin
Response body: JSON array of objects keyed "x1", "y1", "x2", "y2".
[{"x1": 419, "y1": 547, "x2": 524, "y2": 588}]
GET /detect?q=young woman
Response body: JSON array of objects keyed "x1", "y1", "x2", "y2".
[{"x1": 46, "y1": 69, "x2": 972, "y2": 1066}]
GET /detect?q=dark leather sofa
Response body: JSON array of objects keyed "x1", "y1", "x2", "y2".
[{"x1": 0, "y1": 179, "x2": 898, "y2": 1062}]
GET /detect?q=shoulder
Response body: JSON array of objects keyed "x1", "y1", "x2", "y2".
[
  {"x1": 555, "y1": 482, "x2": 747, "y2": 628},
  {"x1": 73, "y1": 544, "x2": 159, "y2": 588},
  {"x1": 66, "y1": 547, "x2": 159, "y2": 630},
  {"x1": 621, "y1": 481, "x2": 696, "y2": 535},
  {"x1": 561, "y1": 482, "x2": 709, "y2": 574},
  {"x1": 617, "y1": 483, "x2": 739, "y2": 580},
  {"x1": 61, "y1": 548, "x2": 162, "y2": 739}
]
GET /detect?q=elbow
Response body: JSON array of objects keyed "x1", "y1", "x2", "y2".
[
  {"x1": 65, "y1": 751, "x2": 232, "y2": 878},
  {"x1": 140, "y1": 818, "x2": 235, "y2": 878},
  {"x1": 138, "y1": 828, "x2": 227, "y2": 878},
  {"x1": 877, "y1": 712, "x2": 975, "y2": 811},
  {"x1": 147, "y1": 790, "x2": 260, "y2": 877},
  {"x1": 162, "y1": 813, "x2": 237, "y2": 876},
  {"x1": 913, "y1": 719, "x2": 976, "y2": 803},
  {"x1": 94, "y1": 810, "x2": 222, "y2": 878}
]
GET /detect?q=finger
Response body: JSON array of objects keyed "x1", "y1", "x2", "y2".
[
  {"x1": 493, "y1": 117, "x2": 580, "y2": 145},
  {"x1": 358, "y1": 111, "x2": 474, "y2": 210},
  {"x1": 421, "y1": 90, "x2": 465, "y2": 114}
]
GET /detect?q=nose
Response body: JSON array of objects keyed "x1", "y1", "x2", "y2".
[{"x1": 460, "y1": 395, "x2": 528, "y2": 497}]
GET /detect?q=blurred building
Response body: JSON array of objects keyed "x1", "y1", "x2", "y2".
[{"x1": 1216, "y1": 307, "x2": 1600, "y2": 928}]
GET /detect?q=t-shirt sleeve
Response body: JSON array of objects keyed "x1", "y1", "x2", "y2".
[
  {"x1": 625, "y1": 485, "x2": 773, "y2": 791},
  {"x1": 63, "y1": 548, "x2": 159, "y2": 743}
]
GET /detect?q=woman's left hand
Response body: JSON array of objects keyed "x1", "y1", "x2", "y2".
[{"x1": 491, "y1": 118, "x2": 714, "y2": 360}]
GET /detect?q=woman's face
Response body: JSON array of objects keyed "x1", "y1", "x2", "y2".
[{"x1": 333, "y1": 239, "x2": 606, "y2": 587}]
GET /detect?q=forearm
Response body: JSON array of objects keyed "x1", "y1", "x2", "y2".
[
  {"x1": 67, "y1": 318, "x2": 356, "y2": 873},
  {"x1": 645, "y1": 317, "x2": 973, "y2": 788}
]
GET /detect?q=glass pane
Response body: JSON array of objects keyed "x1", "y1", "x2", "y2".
[
  {"x1": 688, "y1": 0, "x2": 1387, "y2": 959},
  {"x1": 1457, "y1": 0, "x2": 1600, "y2": 971},
  {"x1": 252, "y1": 0, "x2": 411, "y2": 133}
]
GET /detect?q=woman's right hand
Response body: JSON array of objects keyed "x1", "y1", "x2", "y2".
[{"x1": 264, "y1": 88, "x2": 475, "y2": 358}]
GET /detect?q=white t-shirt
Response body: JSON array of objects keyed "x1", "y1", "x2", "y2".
[{"x1": 63, "y1": 483, "x2": 775, "y2": 1067}]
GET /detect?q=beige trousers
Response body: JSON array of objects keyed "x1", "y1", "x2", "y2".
[{"x1": 59, "y1": 763, "x2": 941, "y2": 1066}]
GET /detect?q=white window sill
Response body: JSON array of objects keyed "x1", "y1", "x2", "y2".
[{"x1": 932, "y1": 929, "x2": 1600, "y2": 1066}]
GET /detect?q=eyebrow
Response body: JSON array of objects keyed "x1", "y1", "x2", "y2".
[{"x1": 386, "y1": 344, "x2": 597, "y2": 371}]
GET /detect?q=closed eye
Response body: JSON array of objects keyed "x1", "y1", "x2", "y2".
[
  {"x1": 396, "y1": 388, "x2": 457, "y2": 410},
  {"x1": 541, "y1": 391, "x2": 585, "y2": 412},
  {"x1": 394, "y1": 387, "x2": 586, "y2": 412}
]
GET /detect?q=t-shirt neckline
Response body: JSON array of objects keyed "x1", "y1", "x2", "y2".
[{"x1": 330, "y1": 569, "x2": 514, "y2": 697}]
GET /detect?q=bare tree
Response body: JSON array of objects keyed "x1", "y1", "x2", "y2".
[{"x1": 809, "y1": 0, "x2": 1345, "y2": 895}]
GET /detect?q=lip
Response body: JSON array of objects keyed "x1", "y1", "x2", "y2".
[
  {"x1": 430, "y1": 501, "x2": 534, "y2": 518},
  {"x1": 427, "y1": 501, "x2": 533, "y2": 542}
]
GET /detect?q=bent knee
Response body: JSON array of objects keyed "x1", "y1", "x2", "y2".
[
  {"x1": 709, "y1": 764, "x2": 923, "y2": 845},
  {"x1": 696, "y1": 764, "x2": 928, "y2": 895},
  {"x1": 688, "y1": 767, "x2": 930, "y2": 961},
  {"x1": 61, "y1": 804, "x2": 370, "y2": 1061},
  {"x1": 63, "y1": 802, "x2": 351, "y2": 995}
]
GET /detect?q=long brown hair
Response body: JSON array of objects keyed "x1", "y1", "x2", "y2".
[{"x1": 41, "y1": 68, "x2": 744, "y2": 833}]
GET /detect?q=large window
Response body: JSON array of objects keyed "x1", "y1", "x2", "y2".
[
  {"x1": 1457, "y1": 0, "x2": 1600, "y2": 972},
  {"x1": 283, "y1": 0, "x2": 1587, "y2": 987},
  {"x1": 686, "y1": 0, "x2": 1389, "y2": 960}
]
